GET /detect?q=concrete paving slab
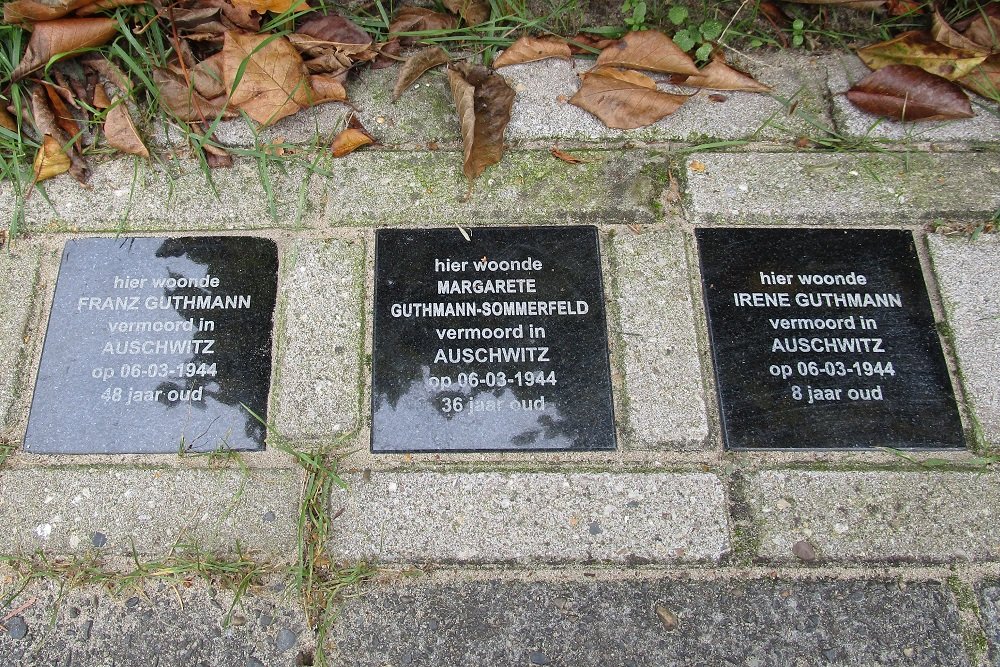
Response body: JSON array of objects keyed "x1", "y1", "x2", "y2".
[
  {"x1": 320, "y1": 149, "x2": 664, "y2": 227},
  {"x1": 0, "y1": 578, "x2": 312, "y2": 667},
  {"x1": 327, "y1": 471, "x2": 729, "y2": 565},
  {"x1": 273, "y1": 239, "x2": 364, "y2": 441},
  {"x1": 981, "y1": 583, "x2": 1000, "y2": 667},
  {"x1": 0, "y1": 245, "x2": 42, "y2": 429},
  {"x1": 611, "y1": 229, "x2": 708, "y2": 449},
  {"x1": 750, "y1": 470, "x2": 1000, "y2": 563},
  {"x1": 327, "y1": 575, "x2": 968, "y2": 667},
  {"x1": 17, "y1": 157, "x2": 318, "y2": 232},
  {"x1": 685, "y1": 151, "x2": 1000, "y2": 226},
  {"x1": 503, "y1": 52, "x2": 830, "y2": 144},
  {"x1": 928, "y1": 234, "x2": 1000, "y2": 448},
  {"x1": 827, "y1": 54, "x2": 1000, "y2": 143},
  {"x1": 0, "y1": 466, "x2": 300, "y2": 557}
]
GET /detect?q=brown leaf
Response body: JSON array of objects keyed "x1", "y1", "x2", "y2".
[
  {"x1": 104, "y1": 101, "x2": 149, "y2": 157},
  {"x1": 201, "y1": 0, "x2": 259, "y2": 32},
  {"x1": 596, "y1": 31, "x2": 699, "y2": 76},
  {"x1": 33, "y1": 135, "x2": 71, "y2": 182},
  {"x1": 42, "y1": 82, "x2": 80, "y2": 146},
  {"x1": 82, "y1": 55, "x2": 132, "y2": 93},
  {"x1": 447, "y1": 62, "x2": 515, "y2": 181},
  {"x1": 372, "y1": 39, "x2": 401, "y2": 69},
  {"x1": 443, "y1": 0, "x2": 489, "y2": 26},
  {"x1": 389, "y1": 7, "x2": 457, "y2": 41},
  {"x1": 959, "y1": 55, "x2": 1000, "y2": 102},
  {"x1": 308, "y1": 74, "x2": 347, "y2": 104},
  {"x1": 74, "y1": 0, "x2": 145, "y2": 16},
  {"x1": 393, "y1": 46, "x2": 449, "y2": 101},
  {"x1": 12, "y1": 17, "x2": 118, "y2": 81},
  {"x1": 30, "y1": 83, "x2": 88, "y2": 182},
  {"x1": 566, "y1": 33, "x2": 617, "y2": 54},
  {"x1": 230, "y1": 0, "x2": 306, "y2": 15},
  {"x1": 153, "y1": 67, "x2": 232, "y2": 122},
  {"x1": 550, "y1": 147, "x2": 583, "y2": 164},
  {"x1": 570, "y1": 67, "x2": 687, "y2": 129},
  {"x1": 963, "y1": 8, "x2": 1000, "y2": 52},
  {"x1": 3, "y1": 0, "x2": 90, "y2": 24},
  {"x1": 857, "y1": 30, "x2": 987, "y2": 80},
  {"x1": 0, "y1": 107, "x2": 17, "y2": 132},
  {"x1": 846, "y1": 64, "x2": 974, "y2": 121},
  {"x1": 331, "y1": 125, "x2": 373, "y2": 157},
  {"x1": 680, "y1": 58, "x2": 771, "y2": 92},
  {"x1": 784, "y1": 0, "x2": 884, "y2": 7},
  {"x1": 191, "y1": 53, "x2": 226, "y2": 99},
  {"x1": 930, "y1": 7, "x2": 988, "y2": 53},
  {"x1": 296, "y1": 14, "x2": 371, "y2": 51},
  {"x1": 494, "y1": 36, "x2": 571, "y2": 68},
  {"x1": 222, "y1": 32, "x2": 312, "y2": 127},
  {"x1": 92, "y1": 83, "x2": 111, "y2": 108},
  {"x1": 303, "y1": 52, "x2": 352, "y2": 75}
]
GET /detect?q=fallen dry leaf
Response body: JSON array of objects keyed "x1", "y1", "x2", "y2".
[
  {"x1": 494, "y1": 36, "x2": 571, "y2": 68},
  {"x1": 31, "y1": 84, "x2": 88, "y2": 182},
  {"x1": 389, "y1": 7, "x2": 457, "y2": 41},
  {"x1": 42, "y1": 82, "x2": 80, "y2": 147},
  {"x1": 2, "y1": 0, "x2": 90, "y2": 23},
  {"x1": 930, "y1": 7, "x2": 988, "y2": 53},
  {"x1": 566, "y1": 33, "x2": 617, "y2": 54},
  {"x1": 959, "y1": 55, "x2": 1000, "y2": 102},
  {"x1": 33, "y1": 135, "x2": 71, "y2": 182},
  {"x1": 444, "y1": 0, "x2": 489, "y2": 25},
  {"x1": 75, "y1": 0, "x2": 146, "y2": 16},
  {"x1": 92, "y1": 83, "x2": 111, "y2": 108},
  {"x1": 191, "y1": 53, "x2": 226, "y2": 99},
  {"x1": 784, "y1": 0, "x2": 883, "y2": 7},
  {"x1": 708, "y1": 93, "x2": 728, "y2": 102},
  {"x1": 857, "y1": 30, "x2": 988, "y2": 80},
  {"x1": 331, "y1": 130, "x2": 373, "y2": 156},
  {"x1": 372, "y1": 39, "x2": 401, "y2": 69},
  {"x1": 296, "y1": 14, "x2": 372, "y2": 51},
  {"x1": 570, "y1": 67, "x2": 687, "y2": 129},
  {"x1": 223, "y1": 32, "x2": 312, "y2": 127},
  {"x1": 308, "y1": 74, "x2": 347, "y2": 104},
  {"x1": 153, "y1": 67, "x2": 232, "y2": 122},
  {"x1": 680, "y1": 58, "x2": 771, "y2": 92},
  {"x1": 596, "y1": 30, "x2": 699, "y2": 76},
  {"x1": 0, "y1": 107, "x2": 16, "y2": 132},
  {"x1": 964, "y1": 9, "x2": 1000, "y2": 52},
  {"x1": 12, "y1": 17, "x2": 118, "y2": 81},
  {"x1": 104, "y1": 100, "x2": 149, "y2": 157},
  {"x1": 230, "y1": 0, "x2": 306, "y2": 14},
  {"x1": 690, "y1": 159, "x2": 706, "y2": 172},
  {"x1": 550, "y1": 147, "x2": 584, "y2": 163},
  {"x1": 393, "y1": 46, "x2": 449, "y2": 101},
  {"x1": 447, "y1": 61, "x2": 515, "y2": 181},
  {"x1": 846, "y1": 64, "x2": 974, "y2": 121}
]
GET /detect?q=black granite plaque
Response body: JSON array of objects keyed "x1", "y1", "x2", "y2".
[
  {"x1": 25, "y1": 237, "x2": 278, "y2": 454},
  {"x1": 372, "y1": 226, "x2": 616, "y2": 452},
  {"x1": 697, "y1": 228, "x2": 963, "y2": 450}
]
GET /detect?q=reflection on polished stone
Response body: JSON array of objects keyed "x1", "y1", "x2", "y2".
[
  {"x1": 25, "y1": 237, "x2": 278, "y2": 454},
  {"x1": 372, "y1": 226, "x2": 616, "y2": 453},
  {"x1": 697, "y1": 228, "x2": 963, "y2": 450}
]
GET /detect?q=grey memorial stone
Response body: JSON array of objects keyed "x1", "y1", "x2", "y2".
[{"x1": 25, "y1": 237, "x2": 278, "y2": 454}]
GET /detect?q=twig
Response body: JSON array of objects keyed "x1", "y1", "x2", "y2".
[{"x1": 0, "y1": 596, "x2": 38, "y2": 628}]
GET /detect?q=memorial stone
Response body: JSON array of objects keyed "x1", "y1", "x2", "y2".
[
  {"x1": 372, "y1": 226, "x2": 616, "y2": 452},
  {"x1": 25, "y1": 236, "x2": 278, "y2": 454},
  {"x1": 696, "y1": 228, "x2": 963, "y2": 450}
]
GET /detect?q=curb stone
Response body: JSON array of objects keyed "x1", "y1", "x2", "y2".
[
  {"x1": 750, "y1": 470, "x2": 1000, "y2": 563},
  {"x1": 611, "y1": 228, "x2": 709, "y2": 449},
  {"x1": 0, "y1": 466, "x2": 300, "y2": 557},
  {"x1": 685, "y1": 151, "x2": 1000, "y2": 226},
  {"x1": 927, "y1": 234, "x2": 1000, "y2": 449},
  {"x1": 0, "y1": 244, "x2": 42, "y2": 431},
  {"x1": 273, "y1": 238, "x2": 365, "y2": 441},
  {"x1": 328, "y1": 471, "x2": 730, "y2": 565}
]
